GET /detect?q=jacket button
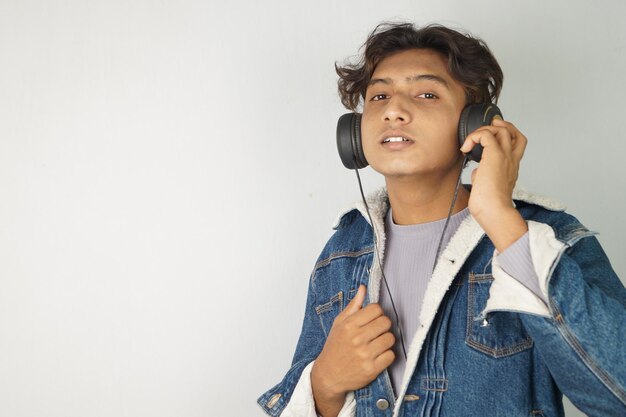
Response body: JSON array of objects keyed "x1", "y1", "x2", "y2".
[{"x1": 376, "y1": 398, "x2": 389, "y2": 410}]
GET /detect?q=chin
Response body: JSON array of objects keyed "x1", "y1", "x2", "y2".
[
  {"x1": 371, "y1": 163, "x2": 424, "y2": 178},
  {"x1": 371, "y1": 158, "x2": 460, "y2": 180}
]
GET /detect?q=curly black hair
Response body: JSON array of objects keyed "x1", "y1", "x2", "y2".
[{"x1": 336, "y1": 22, "x2": 503, "y2": 111}]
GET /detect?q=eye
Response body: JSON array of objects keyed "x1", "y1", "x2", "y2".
[
  {"x1": 370, "y1": 94, "x2": 388, "y2": 101},
  {"x1": 418, "y1": 92, "x2": 438, "y2": 99}
]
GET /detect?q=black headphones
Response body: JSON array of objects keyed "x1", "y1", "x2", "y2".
[{"x1": 336, "y1": 102, "x2": 503, "y2": 169}]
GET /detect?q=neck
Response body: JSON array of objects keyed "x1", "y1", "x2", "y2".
[{"x1": 385, "y1": 166, "x2": 469, "y2": 225}]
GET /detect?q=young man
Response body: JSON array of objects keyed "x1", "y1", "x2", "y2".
[{"x1": 258, "y1": 23, "x2": 626, "y2": 417}]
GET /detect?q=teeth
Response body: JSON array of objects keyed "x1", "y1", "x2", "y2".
[{"x1": 383, "y1": 137, "x2": 408, "y2": 143}]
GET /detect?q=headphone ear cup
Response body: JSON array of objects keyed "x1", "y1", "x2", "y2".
[
  {"x1": 337, "y1": 113, "x2": 368, "y2": 169},
  {"x1": 458, "y1": 105, "x2": 473, "y2": 156},
  {"x1": 457, "y1": 103, "x2": 503, "y2": 162}
]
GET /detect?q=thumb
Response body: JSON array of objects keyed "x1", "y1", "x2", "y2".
[{"x1": 344, "y1": 285, "x2": 366, "y2": 316}]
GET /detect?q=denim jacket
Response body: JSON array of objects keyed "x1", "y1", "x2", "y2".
[{"x1": 258, "y1": 188, "x2": 626, "y2": 417}]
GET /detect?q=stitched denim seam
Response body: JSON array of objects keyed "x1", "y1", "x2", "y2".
[
  {"x1": 557, "y1": 228, "x2": 597, "y2": 247},
  {"x1": 565, "y1": 230, "x2": 597, "y2": 246},
  {"x1": 469, "y1": 272, "x2": 493, "y2": 283},
  {"x1": 313, "y1": 247, "x2": 375, "y2": 271},
  {"x1": 466, "y1": 273, "x2": 475, "y2": 344},
  {"x1": 551, "y1": 301, "x2": 626, "y2": 405},
  {"x1": 465, "y1": 338, "x2": 534, "y2": 357},
  {"x1": 315, "y1": 291, "x2": 343, "y2": 315},
  {"x1": 544, "y1": 232, "x2": 595, "y2": 316},
  {"x1": 543, "y1": 232, "x2": 625, "y2": 404},
  {"x1": 420, "y1": 378, "x2": 448, "y2": 392}
]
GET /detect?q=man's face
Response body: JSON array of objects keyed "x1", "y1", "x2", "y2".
[{"x1": 361, "y1": 48, "x2": 468, "y2": 180}]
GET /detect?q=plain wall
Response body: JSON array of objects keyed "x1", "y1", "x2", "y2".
[{"x1": 1, "y1": 1, "x2": 624, "y2": 416}]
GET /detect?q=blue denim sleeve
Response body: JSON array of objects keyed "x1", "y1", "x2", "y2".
[
  {"x1": 257, "y1": 275, "x2": 326, "y2": 417},
  {"x1": 520, "y1": 233, "x2": 626, "y2": 415}
]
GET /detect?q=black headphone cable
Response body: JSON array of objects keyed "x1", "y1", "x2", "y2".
[
  {"x1": 355, "y1": 168, "x2": 408, "y2": 360},
  {"x1": 354, "y1": 156, "x2": 467, "y2": 361}
]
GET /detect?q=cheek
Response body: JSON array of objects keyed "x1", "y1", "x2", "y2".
[
  {"x1": 359, "y1": 115, "x2": 378, "y2": 155},
  {"x1": 444, "y1": 124, "x2": 460, "y2": 148},
  {"x1": 433, "y1": 112, "x2": 462, "y2": 149}
]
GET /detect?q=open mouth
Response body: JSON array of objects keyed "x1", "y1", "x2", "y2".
[{"x1": 382, "y1": 136, "x2": 411, "y2": 143}]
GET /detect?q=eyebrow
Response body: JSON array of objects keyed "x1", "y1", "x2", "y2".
[{"x1": 368, "y1": 74, "x2": 450, "y2": 88}]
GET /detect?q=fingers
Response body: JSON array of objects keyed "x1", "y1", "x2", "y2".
[
  {"x1": 461, "y1": 125, "x2": 511, "y2": 156},
  {"x1": 374, "y1": 349, "x2": 396, "y2": 370},
  {"x1": 343, "y1": 285, "x2": 387, "y2": 328},
  {"x1": 500, "y1": 120, "x2": 527, "y2": 159},
  {"x1": 369, "y1": 330, "x2": 395, "y2": 356},
  {"x1": 341, "y1": 297, "x2": 393, "y2": 345},
  {"x1": 360, "y1": 314, "x2": 393, "y2": 343},
  {"x1": 350, "y1": 302, "x2": 387, "y2": 327},
  {"x1": 493, "y1": 119, "x2": 527, "y2": 158},
  {"x1": 344, "y1": 284, "x2": 366, "y2": 316},
  {"x1": 460, "y1": 119, "x2": 527, "y2": 161},
  {"x1": 356, "y1": 331, "x2": 395, "y2": 375}
]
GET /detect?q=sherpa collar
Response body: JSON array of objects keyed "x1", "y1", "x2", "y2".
[{"x1": 332, "y1": 186, "x2": 566, "y2": 230}]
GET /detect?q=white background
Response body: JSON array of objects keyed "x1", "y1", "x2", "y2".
[{"x1": 1, "y1": 1, "x2": 624, "y2": 416}]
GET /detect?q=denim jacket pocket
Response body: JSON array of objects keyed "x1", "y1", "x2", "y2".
[
  {"x1": 466, "y1": 273, "x2": 533, "y2": 357},
  {"x1": 315, "y1": 291, "x2": 343, "y2": 336}
]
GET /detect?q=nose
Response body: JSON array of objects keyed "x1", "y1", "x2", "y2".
[{"x1": 383, "y1": 95, "x2": 411, "y2": 125}]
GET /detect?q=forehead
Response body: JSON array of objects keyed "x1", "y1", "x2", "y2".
[{"x1": 370, "y1": 48, "x2": 457, "y2": 86}]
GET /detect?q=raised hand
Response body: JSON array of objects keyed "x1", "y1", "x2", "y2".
[
  {"x1": 460, "y1": 118, "x2": 529, "y2": 251},
  {"x1": 311, "y1": 285, "x2": 395, "y2": 417}
]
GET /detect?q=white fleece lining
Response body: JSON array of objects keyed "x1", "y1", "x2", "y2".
[
  {"x1": 487, "y1": 255, "x2": 551, "y2": 318},
  {"x1": 527, "y1": 220, "x2": 568, "y2": 298},
  {"x1": 512, "y1": 188, "x2": 566, "y2": 211},
  {"x1": 332, "y1": 186, "x2": 565, "y2": 230},
  {"x1": 281, "y1": 361, "x2": 356, "y2": 417},
  {"x1": 483, "y1": 221, "x2": 567, "y2": 318},
  {"x1": 354, "y1": 187, "x2": 388, "y2": 304}
]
